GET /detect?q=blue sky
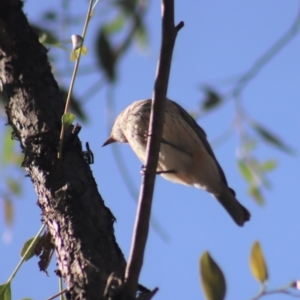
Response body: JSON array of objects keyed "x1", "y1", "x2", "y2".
[{"x1": 1, "y1": 1, "x2": 300, "y2": 299}]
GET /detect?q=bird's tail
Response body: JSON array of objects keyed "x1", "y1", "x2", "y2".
[{"x1": 214, "y1": 187, "x2": 250, "y2": 226}]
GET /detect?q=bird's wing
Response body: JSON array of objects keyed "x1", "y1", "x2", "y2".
[
  {"x1": 170, "y1": 100, "x2": 232, "y2": 190},
  {"x1": 161, "y1": 137, "x2": 192, "y2": 157}
]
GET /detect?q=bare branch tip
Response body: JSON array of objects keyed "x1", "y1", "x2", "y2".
[{"x1": 176, "y1": 21, "x2": 184, "y2": 32}]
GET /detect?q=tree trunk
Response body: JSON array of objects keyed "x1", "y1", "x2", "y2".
[{"x1": 0, "y1": 1, "x2": 126, "y2": 299}]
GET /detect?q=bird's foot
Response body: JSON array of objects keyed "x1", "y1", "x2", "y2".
[
  {"x1": 140, "y1": 165, "x2": 146, "y2": 175},
  {"x1": 140, "y1": 165, "x2": 177, "y2": 175}
]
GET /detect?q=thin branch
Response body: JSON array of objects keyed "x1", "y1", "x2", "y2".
[
  {"x1": 231, "y1": 5, "x2": 300, "y2": 98},
  {"x1": 57, "y1": 0, "x2": 94, "y2": 159},
  {"x1": 7, "y1": 224, "x2": 45, "y2": 283},
  {"x1": 251, "y1": 285, "x2": 300, "y2": 300},
  {"x1": 46, "y1": 288, "x2": 67, "y2": 300},
  {"x1": 122, "y1": 0, "x2": 184, "y2": 298}
]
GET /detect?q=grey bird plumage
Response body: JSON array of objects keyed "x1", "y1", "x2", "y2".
[{"x1": 103, "y1": 99, "x2": 250, "y2": 226}]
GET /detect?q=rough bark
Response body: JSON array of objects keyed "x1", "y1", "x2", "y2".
[{"x1": 0, "y1": 1, "x2": 126, "y2": 299}]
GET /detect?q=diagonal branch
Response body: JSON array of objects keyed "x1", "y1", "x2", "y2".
[
  {"x1": 123, "y1": 0, "x2": 184, "y2": 298},
  {"x1": 231, "y1": 4, "x2": 300, "y2": 98}
]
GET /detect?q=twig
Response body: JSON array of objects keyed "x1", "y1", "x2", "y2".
[
  {"x1": 57, "y1": 0, "x2": 94, "y2": 159},
  {"x1": 7, "y1": 224, "x2": 46, "y2": 283},
  {"x1": 231, "y1": 4, "x2": 300, "y2": 99},
  {"x1": 46, "y1": 288, "x2": 67, "y2": 300},
  {"x1": 251, "y1": 284, "x2": 300, "y2": 300},
  {"x1": 122, "y1": 0, "x2": 184, "y2": 298}
]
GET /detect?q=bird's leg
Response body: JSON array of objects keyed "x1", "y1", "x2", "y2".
[{"x1": 140, "y1": 165, "x2": 177, "y2": 175}]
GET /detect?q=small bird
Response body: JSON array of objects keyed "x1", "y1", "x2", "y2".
[{"x1": 103, "y1": 99, "x2": 250, "y2": 226}]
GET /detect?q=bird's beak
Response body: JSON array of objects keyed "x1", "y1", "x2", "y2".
[{"x1": 102, "y1": 136, "x2": 116, "y2": 147}]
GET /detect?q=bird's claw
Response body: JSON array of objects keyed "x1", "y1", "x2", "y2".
[{"x1": 140, "y1": 165, "x2": 147, "y2": 175}]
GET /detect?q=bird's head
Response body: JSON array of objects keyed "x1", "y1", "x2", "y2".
[{"x1": 102, "y1": 112, "x2": 128, "y2": 146}]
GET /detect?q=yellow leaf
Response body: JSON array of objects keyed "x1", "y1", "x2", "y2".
[
  {"x1": 80, "y1": 45, "x2": 88, "y2": 55},
  {"x1": 250, "y1": 241, "x2": 268, "y2": 283},
  {"x1": 70, "y1": 46, "x2": 88, "y2": 62},
  {"x1": 70, "y1": 50, "x2": 77, "y2": 61}
]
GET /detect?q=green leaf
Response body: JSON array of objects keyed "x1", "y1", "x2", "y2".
[
  {"x1": 31, "y1": 25, "x2": 60, "y2": 47},
  {"x1": 96, "y1": 29, "x2": 116, "y2": 82},
  {"x1": 248, "y1": 186, "x2": 265, "y2": 205},
  {"x1": 238, "y1": 160, "x2": 254, "y2": 183},
  {"x1": 104, "y1": 14, "x2": 125, "y2": 34},
  {"x1": 6, "y1": 178, "x2": 21, "y2": 196},
  {"x1": 134, "y1": 21, "x2": 148, "y2": 48},
  {"x1": 200, "y1": 252, "x2": 226, "y2": 300},
  {"x1": 250, "y1": 241, "x2": 268, "y2": 284},
  {"x1": 60, "y1": 89, "x2": 87, "y2": 122},
  {"x1": 62, "y1": 113, "x2": 75, "y2": 129},
  {"x1": 39, "y1": 32, "x2": 61, "y2": 47},
  {"x1": 4, "y1": 198, "x2": 13, "y2": 227},
  {"x1": 42, "y1": 11, "x2": 57, "y2": 21},
  {"x1": 201, "y1": 87, "x2": 222, "y2": 111},
  {"x1": 20, "y1": 237, "x2": 41, "y2": 261},
  {"x1": 116, "y1": 0, "x2": 136, "y2": 15},
  {"x1": 0, "y1": 282, "x2": 11, "y2": 300},
  {"x1": 252, "y1": 123, "x2": 295, "y2": 155},
  {"x1": 261, "y1": 160, "x2": 277, "y2": 172}
]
